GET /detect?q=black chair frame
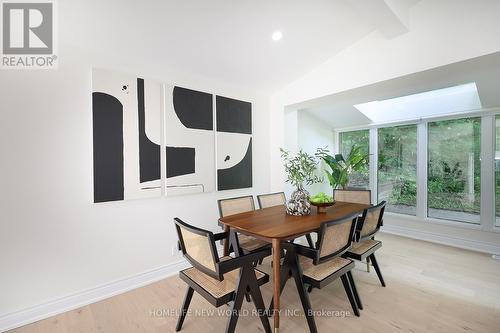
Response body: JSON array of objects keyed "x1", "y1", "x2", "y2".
[
  {"x1": 174, "y1": 218, "x2": 272, "y2": 333},
  {"x1": 345, "y1": 201, "x2": 387, "y2": 287},
  {"x1": 267, "y1": 213, "x2": 363, "y2": 333}
]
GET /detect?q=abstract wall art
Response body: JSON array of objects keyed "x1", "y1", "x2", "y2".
[
  {"x1": 92, "y1": 69, "x2": 163, "y2": 202},
  {"x1": 164, "y1": 86, "x2": 215, "y2": 196},
  {"x1": 216, "y1": 95, "x2": 253, "y2": 191},
  {"x1": 92, "y1": 69, "x2": 253, "y2": 202}
]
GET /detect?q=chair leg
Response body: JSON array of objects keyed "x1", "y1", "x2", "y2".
[
  {"x1": 245, "y1": 286, "x2": 251, "y2": 302},
  {"x1": 291, "y1": 256, "x2": 318, "y2": 333},
  {"x1": 176, "y1": 286, "x2": 194, "y2": 332},
  {"x1": 225, "y1": 275, "x2": 247, "y2": 333},
  {"x1": 369, "y1": 253, "x2": 386, "y2": 287},
  {"x1": 366, "y1": 256, "x2": 370, "y2": 272},
  {"x1": 340, "y1": 274, "x2": 360, "y2": 317},
  {"x1": 305, "y1": 234, "x2": 315, "y2": 248},
  {"x1": 307, "y1": 285, "x2": 313, "y2": 293},
  {"x1": 346, "y1": 271, "x2": 363, "y2": 310},
  {"x1": 247, "y1": 268, "x2": 272, "y2": 333}
]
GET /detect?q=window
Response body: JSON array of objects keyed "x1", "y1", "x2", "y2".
[
  {"x1": 427, "y1": 118, "x2": 481, "y2": 224},
  {"x1": 496, "y1": 115, "x2": 500, "y2": 227},
  {"x1": 378, "y1": 125, "x2": 417, "y2": 215},
  {"x1": 339, "y1": 130, "x2": 369, "y2": 188}
]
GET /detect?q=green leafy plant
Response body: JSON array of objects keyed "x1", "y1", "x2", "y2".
[
  {"x1": 280, "y1": 148, "x2": 322, "y2": 189},
  {"x1": 316, "y1": 146, "x2": 369, "y2": 189}
]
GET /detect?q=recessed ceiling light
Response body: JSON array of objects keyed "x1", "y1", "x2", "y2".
[{"x1": 272, "y1": 30, "x2": 283, "y2": 41}]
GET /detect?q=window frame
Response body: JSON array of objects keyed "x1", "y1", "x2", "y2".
[{"x1": 334, "y1": 107, "x2": 500, "y2": 232}]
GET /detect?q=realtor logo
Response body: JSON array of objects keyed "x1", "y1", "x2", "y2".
[{"x1": 1, "y1": 0, "x2": 57, "y2": 68}]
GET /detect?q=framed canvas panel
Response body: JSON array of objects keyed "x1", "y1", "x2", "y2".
[
  {"x1": 164, "y1": 85, "x2": 215, "y2": 196},
  {"x1": 216, "y1": 95, "x2": 252, "y2": 191},
  {"x1": 92, "y1": 69, "x2": 163, "y2": 202}
]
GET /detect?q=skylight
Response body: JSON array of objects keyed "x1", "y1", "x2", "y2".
[{"x1": 353, "y1": 83, "x2": 482, "y2": 124}]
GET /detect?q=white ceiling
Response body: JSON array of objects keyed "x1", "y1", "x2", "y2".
[
  {"x1": 60, "y1": 0, "x2": 419, "y2": 92},
  {"x1": 297, "y1": 52, "x2": 500, "y2": 129}
]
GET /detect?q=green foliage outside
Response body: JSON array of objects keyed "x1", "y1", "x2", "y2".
[
  {"x1": 341, "y1": 118, "x2": 484, "y2": 216},
  {"x1": 378, "y1": 125, "x2": 417, "y2": 211},
  {"x1": 339, "y1": 130, "x2": 370, "y2": 187},
  {"x1": 427, "y1": 118, "x2": 481, "y2": 215}
]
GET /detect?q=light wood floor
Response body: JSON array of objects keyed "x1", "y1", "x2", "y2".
[{"x1": 9, "y1": 234, "x2": 500, "y2": 333}]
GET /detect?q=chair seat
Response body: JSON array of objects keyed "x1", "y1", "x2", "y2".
[
  {"x1": 238, "y1": 234, "x2": 270, "y2": 252},
  {"x1": 345, "y1": 239, "x2": 382, "y2": 260},
  {"x1": 299, "y1": 255, "x2": 354, "y2": 283},
  {"x1": 180, "y1": 256, "x2": 268, "y2": 300}
]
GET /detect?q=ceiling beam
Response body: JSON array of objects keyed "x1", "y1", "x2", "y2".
[{"x1": 346, "y1": 0, "x2": 420, "y2": 39}]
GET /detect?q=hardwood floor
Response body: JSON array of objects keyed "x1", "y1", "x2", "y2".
[{"x1": 9, "y1": 234, "x2": 500, "y2": 333}]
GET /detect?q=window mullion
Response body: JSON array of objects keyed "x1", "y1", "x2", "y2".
[
  {"x1": 480, "y1": 115, "x2": 495, "y2": 231},
  {"x1": 369, "y1": 128, "x2": 378, "y2": 204},
  {"x1": 416, "y1": 122, "x2": 428, "y2": 220}
]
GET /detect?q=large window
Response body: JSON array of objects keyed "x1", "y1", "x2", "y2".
[
  {"x1": 496, "y1": 116, "x2": 500, "y2": 227},
  {"x1": 427, "y1": 118, "x2": 481, "y2": 224},
  {"x1": 339, "y1": 130, "x2": 369, "y2": 188},
  {"x1": 378, "y1": 125, "x2": 417, "y2": 215}
]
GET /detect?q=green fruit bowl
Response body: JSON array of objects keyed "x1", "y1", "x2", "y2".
[{"x1": 310, "y1": 200, "x2": 335, "y2": 213}]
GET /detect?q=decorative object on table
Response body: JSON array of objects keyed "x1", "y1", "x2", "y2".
[
  {"x1": 216, "y1": 96, "x2": 253, "y2": 191},
  {"x1": 280, "y1": 149, "x2": 322, "y2": 216},
  {"x1": 310, "y1": 192, "x2": 335, "y2": 213},
  {"x1": 316, "y1": 146, "x2": 369, "y2": 190}
]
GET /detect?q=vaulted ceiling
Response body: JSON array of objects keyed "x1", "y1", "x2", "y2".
[
  {"x1": 61, "y1": 0, "x2": 420, "y2": 92},
  {"x1": 298, "y1": 52, "x2": 500, "y2": 129}
]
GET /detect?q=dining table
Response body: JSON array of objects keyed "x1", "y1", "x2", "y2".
[{"x1": 218, "y1": 201, "x2": 370, "y2": 333}]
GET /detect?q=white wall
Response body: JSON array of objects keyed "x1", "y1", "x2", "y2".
[
  {"x1": 296, "y1": 111, "x2": 334, "y2": 195},
  {"x1": 281, "y1": 110, "x2": 334, "y2": 197},
  {"x1": 0, "y1": 41, "x2": 271, "y2": 328},
  {"x1": 270, "y1": 0, "x2": 500, "y2": 254}
]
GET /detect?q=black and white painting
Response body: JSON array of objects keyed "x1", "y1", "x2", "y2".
[
  {"x1": 164, "y1": 85, "x2": 215, "y2": 196},
  {"x1": 92, "y1": 69, "x2": 163, "y2": 202},
  {"x1": 216, "y1": 95, "x2": 252, "y2": 190}
]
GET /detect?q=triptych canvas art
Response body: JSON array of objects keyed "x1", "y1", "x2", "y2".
[{"x1": 92, "y1": 69, "x2": 253, "y2": 203}]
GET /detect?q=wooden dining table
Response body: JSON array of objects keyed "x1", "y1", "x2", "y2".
[{"x1": 219, "y1": 201, "x2": 370, "y2": 333}]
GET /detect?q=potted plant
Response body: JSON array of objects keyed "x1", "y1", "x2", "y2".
[
  {"x1": 280, "y1": 148, "x2": 322, "y2": 216},
  {"x1": 316, "y1": 146, "x2": 369, "y2": 190}
]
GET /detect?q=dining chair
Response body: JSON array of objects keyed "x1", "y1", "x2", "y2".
[
  {"x1": 344, "y1": 201, "x2": 386, "y2": 287},
  {"x1": 174, "y1": 218, "x2": 271, "y2": 333},
  {"x1": 257, "y1": 192, "x2": 315, "y2": 249},
  {"x1": 333, "y1": 188, "x2": 373, "y2": 271},
  {"x1": 333, "y1": 189, "x2": 371, "y2": 205},
  {"x1": 218, "y1": 195, "x2": 270, "y2": 257},
  {"x1": 268, "y1": 212, "x2": 363, "y2": 333},
  {"x1": 256, "y1": 191, "x2": 286, "y2": 209}
]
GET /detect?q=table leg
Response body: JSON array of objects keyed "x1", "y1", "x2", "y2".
[
  {"x1": 272, "y1": 238, "x2": 281, "y2": 333},
  {"x1": 223, "y1": 225, "x2": 230, "y2": 256}
]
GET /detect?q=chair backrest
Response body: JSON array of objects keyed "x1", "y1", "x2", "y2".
[
  {"x1": 174, "y1": 218, "x2": 222, "y2": 280},
  {"x1": 218, "y1": 195, "x2": 255, "y2": 217},
  {"x1": 315, "y1": 212, "x2": 359, "y2": 264},
  {"x1": 334, "y1": 189, "x2": 371, "y2": 205},
  {"x1": 257, "y1": 192, "x2": 286, "y2": 209},
  {"x1": 359, "y1": 201, "x2": 386, "y2": 239}
]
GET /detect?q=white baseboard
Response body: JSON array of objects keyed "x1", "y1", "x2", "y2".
[
  {"x1": 381, "y1": 224, "x2": 500, "y2": 255},
  {"x1": 0, "y1": 259, "x2": 189, "y2": 332}
]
